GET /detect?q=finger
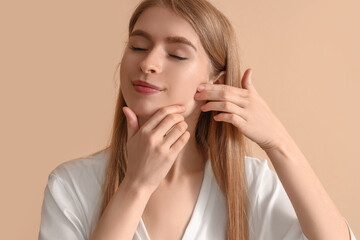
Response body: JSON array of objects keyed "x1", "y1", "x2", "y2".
[
  {"x1": 169, "y1": 131, "x2": 190, "y2": 155},
  {"x1": 122, "y1": 107, "x2": 139, "y2": 141},
  {"x1": 213, "y1": 112, "x2": 247, "y2": 129},
  {"x1": 162, "y1": 121, "x2": 188, "y2": 149},
  {"x1": 195, "y1": 88, "x2": 248, "y2": 108},
  {"x1": 196, "y1": 83, "x2": 249, "y2": 98},
  {"x1": 142, "y1": 105, "x2": 185, "y2": 132},
  {"x1": 151, "y1": 113, "x2": 185, "y2": 139},
  {"x1": 201, "y1": 101, "x2": 248, "y2": 120},
  {"x1": 241, "y1": 68, "x2": 255, "y2": 91}
]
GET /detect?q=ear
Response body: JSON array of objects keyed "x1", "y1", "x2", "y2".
[{"x1": 210, "y1": 71, "x2": 226, "y2": 85}]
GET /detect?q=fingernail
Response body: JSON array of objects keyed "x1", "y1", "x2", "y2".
[{"x1": 198, "y1": 84, "x2": 205, "y2": 91}]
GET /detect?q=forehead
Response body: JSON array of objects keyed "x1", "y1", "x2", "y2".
[{"x1": 132, "y1": 7, "x2": 202, "y2": 49}]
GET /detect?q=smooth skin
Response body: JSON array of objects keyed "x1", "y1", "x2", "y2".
[
  {"x1": 195, "y1": 68, "x2": 351, "y2": 240},
  {"x1": 91, "y1": 7, "x2": 218, "y2": 240},
  {"x1": 91, "y1": 105, "x2": 191, "y2": 240},
  {"x1": 122, "y1": 105, "x2": 190, "y2": 192},
  {"x1": 91, "y1": 6, "x2": 351, "y2": 240}
]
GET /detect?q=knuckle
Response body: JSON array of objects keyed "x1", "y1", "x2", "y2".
[
  {"x1": 168, "y1": 114, "x2": 178, "y2": 122},
  {"x1": 155, "y1": 145, "x2": 166, "y2": 155},
  {"x1": 154, "y1": 145, "x2": 161, "y2": 154},
  {"x1": 159, "y1": 108, "x2": 168, "y2": 115},
  {"x1": 223, "y1": 85, "x2": 230, "y2": 92},
  {"x1": 171, "y1": 113, "x2": 184, "y2": 122},
  {"x1": 147, "y1": 134, "x2": 157, "y2": 146},
  {"x1": 243, "y1": 99, "x2": 250, "y2": 108},
  {"x1": 138, "y1": 127, "x2": 147, "y2": 135},
  {"x1": 229, "y1": 114, "x2": 236, "y2": 121},
  {"x1": 177, "y1": 122, "x2": 187, "y2": 132},
  {"x1": 181, "y1": 131, "x2": 190, "y2": 142},
  {"x1": 223, "y1": 101, "x2": 232, "y2": 110},
  {"x1": 221, "y1": 88, "x2": 230, "y2": 99},
  {"x1": 165, "y1": 154, "x2": 173, "y2": 162}
]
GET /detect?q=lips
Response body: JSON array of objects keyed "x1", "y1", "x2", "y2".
[{"x1": 132, "y1": 80, "x2": 164, "y2": 91}]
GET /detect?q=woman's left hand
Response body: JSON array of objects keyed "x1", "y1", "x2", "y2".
[{"x1": 194, "y1": 68, "x2": 290, "y2": 151}]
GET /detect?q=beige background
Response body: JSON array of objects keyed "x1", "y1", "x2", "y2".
[{"x1": 1, "y1": 0, "x2": 359, "y2": 239}]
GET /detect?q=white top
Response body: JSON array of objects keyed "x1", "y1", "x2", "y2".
[{"x1": 38, "y1": 149, "x2": 356, "y2": 240}]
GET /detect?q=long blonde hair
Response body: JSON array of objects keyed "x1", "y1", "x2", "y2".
[{"x1": 99, "y1": 0, "x2": 249, "y2": 239}]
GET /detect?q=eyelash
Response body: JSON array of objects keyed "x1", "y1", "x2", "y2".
[{"x1": 129, "y1": 46, "x2": 188, "y2": 60}]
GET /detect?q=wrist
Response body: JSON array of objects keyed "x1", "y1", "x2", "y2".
[
  {"x1": 120, "y1": 177, "x2": 155, "y2": 199},
  {"x1": 264, "y1": 132, "x2": 306, "y2": 170},
  {"x1": 264, "y1": 132, "x2": 297, "y2": 160},
  {"x1": 263, "y1": 129, "x2": 292, "y2": 153}
]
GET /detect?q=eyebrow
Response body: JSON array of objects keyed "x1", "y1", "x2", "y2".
[{"x1": 129, "y1": 29, "x2": 197, "y2": 52}]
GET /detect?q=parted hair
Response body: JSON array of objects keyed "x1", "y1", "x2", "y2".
[{"x1": 98, "y1": 0, "x2": 249, "y2": 239}]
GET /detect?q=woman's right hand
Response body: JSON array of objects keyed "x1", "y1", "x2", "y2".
[{"x1": 122, "y1": 105, "x2": 190, "y2": 194}]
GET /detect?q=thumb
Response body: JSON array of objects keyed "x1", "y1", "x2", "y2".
[
  {"x1": 122, "y1": 106, "x2": 139, "y2": 141},
  {"x1": 241, "y1": 68, "x2": 254, "y2": 90}
]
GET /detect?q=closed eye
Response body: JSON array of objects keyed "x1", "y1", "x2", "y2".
[
  {"x1": 169, "y1": 54, "x2": 187, "y2": 60},
  {"x1": 130, "y1": 46, "x2": 187, "y2": 61},
  {"x1": 130, "y1": 46, "x2": 146, "y2": 51}
]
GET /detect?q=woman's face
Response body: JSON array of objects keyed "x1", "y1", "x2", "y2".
[{"x1": 120, "y1": 6, "x2": 213, "y2": 119}]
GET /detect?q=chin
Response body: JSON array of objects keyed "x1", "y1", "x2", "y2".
[{"x1": 128, "y1": 102, "x2": 161, "y2": 118}]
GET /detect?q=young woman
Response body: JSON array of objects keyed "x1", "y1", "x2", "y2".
[{"x1": 39, "y1": 0, "x2": 356, "y2": 240}]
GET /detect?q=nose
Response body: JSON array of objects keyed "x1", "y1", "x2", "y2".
[{"x1": 139, "y1": 47, "x2": 163, "y2": 74}]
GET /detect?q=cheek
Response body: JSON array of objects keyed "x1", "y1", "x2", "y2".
[
  {"x1": 120, "y1": 61, "x2": 128, "y2": 88},
  {"x1": 120, "y1": 52, "x2": 143, "y2": 87},
  {"x1": 165, "y1": 62, "x2": 209, "y2": 114},
  {"x1": 167, "y1": 61, "x2": 208, "y2": 97},
  {"x1": 119, "y1": 53, "x2": 137, "y2": 106},
  {"x1": 120, "y1": 53, "x2": 136, "y2": 79}
]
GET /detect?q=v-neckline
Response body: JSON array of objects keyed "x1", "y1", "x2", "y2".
[{"x1": 137, "y1": 159, "x2": 212, "y2": 240}]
